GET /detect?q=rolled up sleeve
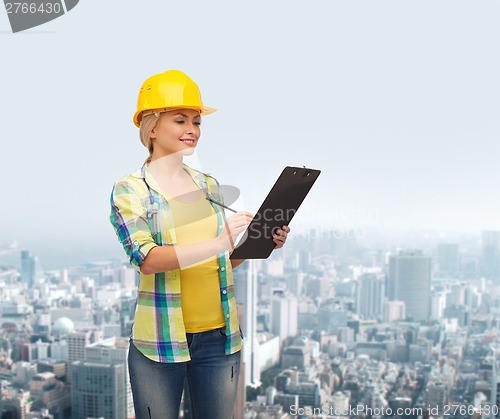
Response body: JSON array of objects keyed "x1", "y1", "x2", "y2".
[{"x1": 109, "y1": 179, "x2": 158, "y2": 272}]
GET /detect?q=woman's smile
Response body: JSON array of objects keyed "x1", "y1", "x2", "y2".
[{"x1": 180, "y1": 138, "x2": 196, "y2": 146}]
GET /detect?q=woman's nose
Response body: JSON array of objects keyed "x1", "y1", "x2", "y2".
[{"x1": 186, "y1": 122, "x2": 198, "y2": 134}]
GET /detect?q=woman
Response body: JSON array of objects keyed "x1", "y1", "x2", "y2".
[{"x1": 109, "y1": 70, "x2": 290, "y2": 419}]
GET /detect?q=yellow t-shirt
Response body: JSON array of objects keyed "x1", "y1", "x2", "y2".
[{"x1": 167, "y1": 189, "x2": 226, "y2": 333}]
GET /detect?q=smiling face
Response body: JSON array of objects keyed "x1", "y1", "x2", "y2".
[{"x1": 150, "y1": 108, "x2": 202, "y2": 158}]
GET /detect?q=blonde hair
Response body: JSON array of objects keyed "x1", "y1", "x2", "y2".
[{"x1": 139, "y1": 113, "x2": 160, "y2": 164}]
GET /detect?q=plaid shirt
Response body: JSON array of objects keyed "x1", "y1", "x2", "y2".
[{"x1": 109, "y1": 162, "x2": 242, "y2": 363}]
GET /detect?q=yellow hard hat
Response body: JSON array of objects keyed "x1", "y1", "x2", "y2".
[{"x1": 133, "y1": 70, "x2": 216, "y2": 127}]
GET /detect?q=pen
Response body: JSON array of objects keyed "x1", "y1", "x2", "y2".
[{"x1": 206, "y1": 196, "x2": 238, "y2": 213}]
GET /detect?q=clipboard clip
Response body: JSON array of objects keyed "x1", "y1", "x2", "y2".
[{"x1": 293, "y1": 166, "x2": 312, "y2": 177}]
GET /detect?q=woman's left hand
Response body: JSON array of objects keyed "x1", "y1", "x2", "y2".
[{"x1": 273, "y1": 225, "x2": 291, "y2": 249}]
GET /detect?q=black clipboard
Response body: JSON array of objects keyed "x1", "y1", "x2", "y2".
[{"x1": 230, "y1": 166, "x2": 321, "y2": 260}]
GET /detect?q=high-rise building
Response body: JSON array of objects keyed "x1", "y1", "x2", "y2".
[
  {"x1": 356, "y1": 273, "x2": 385, "y2": 320},
  {"x1": 271, "y1": 292, "x2": 298, "y2": 343},
  {"x1": 430, "y1": 291, "x2": 446, "y2": 321},
  {"x1": 21, "y1": 250, "x2": 43, "y2": 289},
  {"x1": 388, "y1": 251, "x2": 431, "y2": 321},
  {"x1": 482, "y1": 231, "x2": 500, "y2": 279},
  {"x1": 448, "y1": 283, "x2": 466, "y2": 307},
  {"x1": 67, "y1": 331, "x2": 91, "y2": 365},
  {"x1": 286, "y1": 271, "x2": 304, "y2": 298},
  {"x1": 436, "y1": 243, "x2": 460, "y2": 277},
  {"x1": 71, "y1": 361, "x2": 126, "y2": 419},
  {"x1": 67, "y1": 331, "x2": 91, "y2": 384},
  {"x1": 233, "y1": 260, "x2": 260, "y2": 387},
  {"x1": 84, "y1": 337, "x2": 133, "y2": 418},
  {"x1": 298, "y1": 250, "x2": 311, "y2": 272},
  {"x1": 425, "y1": 381, "x2": 448, "y2": 416}
]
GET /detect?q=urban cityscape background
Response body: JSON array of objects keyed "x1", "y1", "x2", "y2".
[
  {"x1": 1, "y1": 226, "x2": 500, "y2": 418},
  {"x1": 2, "y1": 1, "x2": 499, "y2": 418}
]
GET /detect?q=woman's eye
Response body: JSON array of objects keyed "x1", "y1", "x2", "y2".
[
  {"x1": 194, "y1": 121, "x2": 201, "y2": 126},
  {"x1": 175, "y1": 120, "x2": 185, "y2": 124}
]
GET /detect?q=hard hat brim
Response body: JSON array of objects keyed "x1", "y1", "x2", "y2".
[{"x1": 133, "y1": 106, "x2": 217, "y2": 128}]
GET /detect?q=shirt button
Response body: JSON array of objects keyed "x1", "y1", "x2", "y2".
[
  {"x1": 226, "y1": 314, "x2": 230, "y2": 318},
  {"x1": 222, "y1": 290, "x2": 227, "y2": 295},
  {"x1": 133, "y1": 240, "x2": 139, "y2": 246},
  {"x1": 220, "y1": 267, "x2": 225, "y2": 272}
]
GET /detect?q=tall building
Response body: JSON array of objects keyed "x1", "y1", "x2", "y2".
[
  {"x1": 388, "y1": 251, "x2": 431, "y2": 321},
  {"x1": 21, "y1": 250, "x2": 43, "y2": 289},
  {"x1": 448, "y1": 283, "x2": 466, "y2": 307},
  {"x1": 482, "y1": 231, "x2": 500, "y2": 279},
  {"x1": 298, "y1": 250, "x2": 311, "y2": 272},
  {"x1": 286, "y1": 271, "x2": 304, "y2": 298},
  {"x1": 356, "y1": 273, "x2": 385, "y2": 320},
  {"x1": 436, "y1": 243, "x2": 460, "y2": 277},
  {"x1": 430, "y1": 291, "x2": 446, "y2": 321},
  {"x1": 233, "y1": 260, "x2": 260, "y2": 387},
  {"x1": 425, "y1": 381, "x2": 448, "y2": 416},
  {"x1": 67, "y1": 331, "x2": 91, "y2": 384},
  {"x1": 84, "y1": 337, "x2": 133, "y2": 418},
  {"x1": 271, "y1": 291, "x2": 298, "y2": 343},
  {"x1": 67, "y1": 331, "x2": 91, "y2": 365},
  {"x1": 71, "y1": 361, "x2": 126, "y2": 419}
]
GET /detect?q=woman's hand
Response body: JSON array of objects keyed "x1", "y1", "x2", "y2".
[
  {"x1": 273, "y1": 225, "x2": 291, "y2": 249},
  {"x1": 218, "y1": 211, "x2": 254, "y2": 252}
]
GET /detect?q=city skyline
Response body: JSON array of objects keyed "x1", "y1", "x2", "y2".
[
  {"x1": 0, "y1": 225, "x2": 494, "y2": 272},
  {"x1": 1, "y1": 226, "x2": 499, "y2": 417}
]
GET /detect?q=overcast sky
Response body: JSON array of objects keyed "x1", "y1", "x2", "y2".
[{"x1": 1, "y1": 1, "x2": 499, "y2": 267}]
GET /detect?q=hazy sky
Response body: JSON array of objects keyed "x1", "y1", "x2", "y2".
[{"x1": 1, "y1": 1, "x2": 499, "y2": 266}]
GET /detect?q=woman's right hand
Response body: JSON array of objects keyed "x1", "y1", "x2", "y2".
[{"x1": 218, "y1": 211, "x2": 254, "y2": 251}]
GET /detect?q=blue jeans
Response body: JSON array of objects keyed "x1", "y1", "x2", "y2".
[{"x1": 128, "y1": 327, "x2": 241, "y2": 419}]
